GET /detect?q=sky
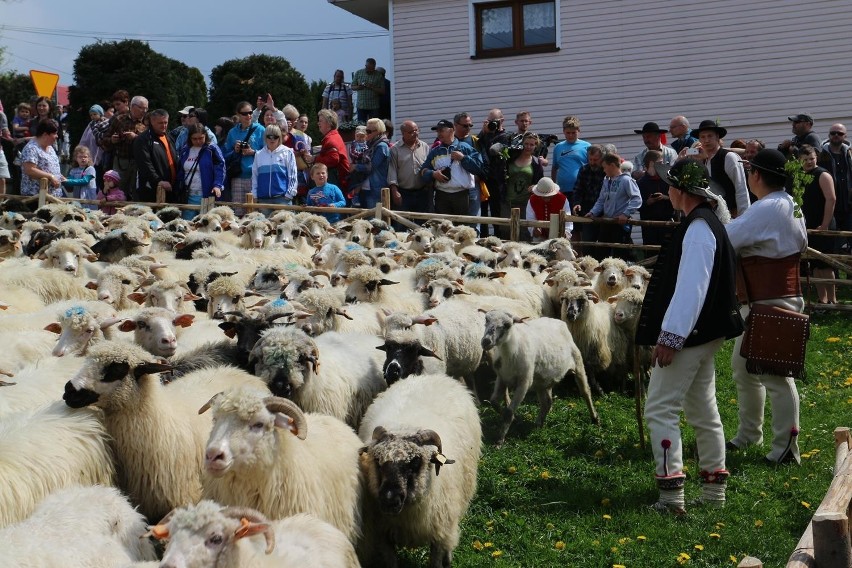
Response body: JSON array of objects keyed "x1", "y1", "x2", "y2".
[{"x1": 0, "y1": 0, "x2": 391, "y2": 89}]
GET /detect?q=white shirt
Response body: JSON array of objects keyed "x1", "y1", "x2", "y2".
[
  {"x1": 726, "y1": 191, "x2": 807, "y2": 258},
  {"x1": 705, "y1": 150, "x2": 751, "y2": 215},
  {"x1": 183, "y1": 147, "x2": 203, "y2": 195}
]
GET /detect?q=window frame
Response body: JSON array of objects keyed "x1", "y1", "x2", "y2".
[{"x1": 470, "y1": 0, "x2": 560, "y2": 59}]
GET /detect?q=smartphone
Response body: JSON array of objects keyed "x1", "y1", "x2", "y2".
[{"x1": 686, "y1": 147, "x2": 701, "y2": 155}]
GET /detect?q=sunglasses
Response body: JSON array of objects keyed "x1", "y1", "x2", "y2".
[
  {"x1": 266, "y1": 135, "x2": 280, "y2": 140},
  {"x1": 457, "y1": 123, "x2": 473, "y2": 129},
  {"x1": 239, "y1": 111, "x2": 253, "y2": 116},
  {"x1": 830, "y1": 131, "x2": 847, "y2": 136},
  {"x1": 365, "y1": 129, "x2": 376, "y2": 134}
]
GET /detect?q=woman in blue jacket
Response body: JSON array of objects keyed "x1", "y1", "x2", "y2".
[{"x1": 178, "y1": 123, "x2": 225, "y2": 220}]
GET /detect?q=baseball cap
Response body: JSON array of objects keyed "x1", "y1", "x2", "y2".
[{"x1": 430, "y1": 119, "x2": 454, "y2": 131}]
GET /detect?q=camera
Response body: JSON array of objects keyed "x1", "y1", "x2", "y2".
[
  {"x1": 235, "y1": 141, "x2": 246, "y2": 150},
  {"x1": 440, "y1": 166, "x2": 452, "y2": 180},
  {"x1": 686, "y1": 147, "x2": 701, "y2": 155},
  {"x1": 486, "y1": 119, "x2": 501, "y2": 133}
]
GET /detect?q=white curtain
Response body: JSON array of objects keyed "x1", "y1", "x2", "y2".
[
  {"x1": 524, "y1": 2, "x2": 555, "y2": 31},
  {"x1": 482, "y1": 6, "x2": 512, "y2": 35}
]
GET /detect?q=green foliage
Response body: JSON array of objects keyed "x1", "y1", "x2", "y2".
[
  {"x1": 207, "y1": 54, "x2": 311, "y2": 125},
  {"x1": 784, "y1": 158, "x2": 811, "y2": 218},
  {"x1": 0, "y1": 71, "x2": 35, "y2": 110},
  {"x1": 67, "y1": 40, "x2": 207, "y2": 143},
  {"x1": 392, "y1": 312, "x2": 851, "y2": 567}
]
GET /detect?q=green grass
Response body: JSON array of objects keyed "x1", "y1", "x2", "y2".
[{"x1": 396, "y1": 310, "x2": 851, "y2": 567}]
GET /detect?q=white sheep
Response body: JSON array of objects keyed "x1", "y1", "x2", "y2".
[
  {"x1": 128, "y1": 279, "x2": 198, "y2": 312},
  {"x1": 35, "y1": 237, "x2": 100, "y2": 276},
  {"x1": 240, "y1": 218, "x2": 274, "y2": 249},
  {"x1": 0, "y1": 485, "x2": 156, "y2": 566},
  {"x1": 44, "y1": 301, "x2": 120, "y2": 357},
  {"x1": 0, "y1": 356, "x2": 85, "y2": 417},
  {"x1": 624, "y1": 264, "x2": 651, "y2": 293},
  {"x1": 422, "y1": 277, "x2": 539, "y2": 319},
  {"x1": 63, "y1": 340, "x2": 266, "y2": 521},
  {"x1": 117, "y1": 307, "x2": 196, "y2": 358},
  {"x1": 0, "y1": 401, "x2": 116, "y2": 528},
  {"x1": 200, "y1": 388, "x2": 363, "y2": 543},
  {"x1": 0, "y1": 228, "x2": 22, "y2": 259},
  {"x1": 149, "y1": 501, "x2": 359, "y2": 568},
  {"x1": 344, "y1": 264, "x2": 425, "y2": 315},
  {"x1": 358, "y1": 373, "x2": 481, "y2": 568},
  {"x1": 311, "y1": 236, "x2": 346, "y2": 270},
  {"x1": 481, "y1": 310, "x2": 599, "y2": 446},
  {"x1": 575, "y1": 255, "x2": 599, "y2": 279},
  {"x1": 248, "y1": 327, "x2": 386, "y2": 428},
  {"x1": 0, "y1": 257, "x2": 96, "y2": 304},
  {"x1": 592, "y1": 256, "x2": 629, "y2": 300},
  {"x1": 87, "y1": 264, "x2": 144, "y2": 310},
  {"x1": 296, "y1": 286, "x2": 383, "y2": 336},
  {"x1": 344, "y1": 218, "x2": 377, "y2": 248},
  {"x1": 560, "y1": 286, "x2": 631, "y2": 394},
  {"x1": 206, "y1": 274, "x2": 250, "y2": 319},
  {"x1": 330, "y1": 245, "x2": 371, "y2": 286}
]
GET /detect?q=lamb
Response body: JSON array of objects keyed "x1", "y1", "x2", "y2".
[
  {"x1": 608, "y1": 287, "x2": 652, "y2": 387},
  {"x1": 423, "y1": 217, "x2": 454, "y2": 238},
  {"x1": 217, "y1": 307, "x2": 300, "y2": 369},
  {"x1": 0, "y1": 401, "x2": 116, "y2": 528},
  {"x1": 296, "y1": 286, "x2": 383, "y2": 336},
  {"x1": 344, "y1": 218, "x2": 378, "y2": 248},
  {"x1": 311, "y1": 236, "x2": 346, "y2": 270},
  {"x1": 481, "y1": 310, "x2": 599, "y2": 446},
  {"x1": 0, "y1": 485, "x2": 156, "y2": 565},
  {"x1": 86, "y1": 264, "x2": 145, "y2": 310},
  {"x1": 624, "y1": 264, "x2": 651, "y2": 293},
  {"x1": 200, "y1": 388, "x2": 363, "y2": 543},
  {"x1": 406, "y1": 228, "x2": 434, "y2": 254},
  {"x1": 422, "y1": 277, "x2": 540, "y2": 319},
  {"x1": 206, "y1": 274, "x2": 249, "y2": 319},
  {"x1": 560, "y1": 286, "x2": 631, "y2": 394},
  {"x1": 448, "y1": 225, "x2": 478, "y2": 253},
  {"x1": 150, "y1": 501, "x2": 359, "y2": 568},
  {"x1": 128, "y1": 279, "x2": 197, "y2": 312},
  {"x1": 44, "y1": 301, "x2": 120, "y2": 357},
  {"x1": 240, "y1": 218, "x2": 274, "y2": 249},
  {"x1": 62, "y1": 340, "x2": 266, "y2": 521},
  {"x1": 592, "y1": 256, "x2": 630, "y2": 300},
  {"x1": 280, "y1": 265, "x2": 330, "y2": 300},
  {"x1": 295, "y1": 212, "x2": 334, "y2": 243},
  {"x1": 530, "y1": 237, "x2": 577, "y2": 262},
  {"x1": 357, "y1": 373, "x2": 481, "y2": 568},
  {"x1": 248, "y1": 326, "x2": 386, "y2": 428},
  {"x1": 344, "y1": 264, "x2": 425, "y2": 315},
  {"x1": 575, "y1": 255, "x2": 600, "y2": 279}
]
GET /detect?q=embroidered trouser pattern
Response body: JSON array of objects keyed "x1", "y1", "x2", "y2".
[{"x1": 645, "y1": 338, "x2": 726, "y2": 480}]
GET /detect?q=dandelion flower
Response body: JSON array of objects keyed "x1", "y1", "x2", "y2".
[
  {"x1": 594, "y1": 450, "x2": 605, "y2": 458},
  {"x1": 611, "y1": 547, "x2": 618, "y2": 553},
  {"x1": 603, "y1": 514, "x2": 612, "y2": 520},
  {"x1": 694, "y1": 544, "x2": 704, "y2": 551},
  {"x1": 715, "y1": 522, "x2": 725, "y2": 528},
  {"x1": 473, "y1": 540, "x2": 484, "y2": 551},
  {"x1": 540, "y1": 471, "x2": 551, "y2": 480},
  {"x1": 555, "y1": 541, "x2": 565, "y2": 550},
  {"x1": 613, "y1": 565, "x2": 627, "y2": 568},
  {"x1": 491, "y1": 550, "x2": 502, "y2": 558},
  {"x1": 484, "y1": 542, "x2": 493, "y2": 548},
  {"x1": 507, "y1": 466, "x2": 517, "y2": 474},
  {"x1": 827, "y1": 337, "x2": 841, "y2": 343},
  {"x1": 618, "y1": 537, "x2": 631, "y2": 545},
  {"x1": 637, "y1": 535, "x2": 647, "y2": 542},
  {"x1": 730, "y1": 555, "x2": 738, "y2": 563},
  {"x1": 754, "y1": 519, "x2": 764, "y2": 527},
  {"x1": 546, "y1": 523, "x2": 554, "y2": 530},
  {"x1": 486, "y1": 520, "x2": 495, "y2": 527},
  {"x1": 709, "y1": 533, "x2": 721, "y2": 539},
  {"x1": 802, "y1": 501, "x2": 811, "y2": 509}
]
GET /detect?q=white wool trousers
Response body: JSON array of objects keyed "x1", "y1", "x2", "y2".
[
  {"x1": 730, "y1": 330, "x2": 801, "y2": 462},
  {"x1": 645, "y1": 338, "x2": 726, "y2": 479}
]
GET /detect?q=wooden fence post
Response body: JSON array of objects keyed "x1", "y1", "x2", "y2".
[
  {"x1": 245, "y1": 194, "x2": 255, "y2": 212},
  {"x1": 38, "y1": 178, "x2": 48, "y2": 208},
  {"x1": 813, "y1": 511, "x2": 851, "y2": 568},
  {"x1": 156, "y1": 185, "x2": 166, "y2": 204},
  {"x1": 379, "y1": 188, "x2": 391, "y2": 222},
  {"x1": 548, "y1": 213, "x2": 560, "y2": 239},
  {"x1": 738, "y1": 557, "x2": 763, "y2": 568},
  {"x1": 509, "y1": 208, "x2": 520, "y2": 242},
  {"x1": 835, "y1": 427, "x2": 851, "y2": 476}
]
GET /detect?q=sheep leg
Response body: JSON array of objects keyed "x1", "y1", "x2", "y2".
[
  {"x1": 429, "y1": 542, "x2": 452, "y2": 568},
  {"x1": 586, "y1": 366, "x2": 604, "y2": 397},
  {"x1": 535, "y1": 387, "x2": 553, "y2": 427},
  {"x1": 572, "y1": 365, "x2": 600, "y2": 425},
  {"x1": 488, "y1": 376, "x2": 507, "y2": 410},
  {"x1": 495, "y1": 376, "x2": 531, "y2": 446}
]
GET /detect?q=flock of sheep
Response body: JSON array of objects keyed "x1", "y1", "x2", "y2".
[{"x1": 0, "y1": 201, "x2": 651, "y2": 567}]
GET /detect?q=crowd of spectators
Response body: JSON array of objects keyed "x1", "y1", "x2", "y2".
[{"x1": 0, "y1": 63, "x2": 849, "y2": 265}]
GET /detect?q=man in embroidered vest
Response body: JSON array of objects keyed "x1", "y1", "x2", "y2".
[
  {"x1": 725, "y1": 149, "x2": 808, "y2": 465},
  {"x1": 636, "y1": 159, "x2": 744, "y2": 515}
]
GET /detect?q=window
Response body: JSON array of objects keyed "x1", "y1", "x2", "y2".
[{"x1": 474, "y1": 0, "x2": 557, "y2": 58}]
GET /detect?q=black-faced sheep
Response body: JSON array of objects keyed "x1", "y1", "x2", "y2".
[
  {"x1": 200, "y1": 388, "x2": 363, "y2": 544},
  {"x1": 150, "y1": 501, "x2": 359, "y2": 568},
  {"x1": 62, "y1": 340, "x2": 266, "y2": 521},
  {"x1": 358, "y1": 373, "x2": 481, "y2": 568},
  {"x1": 481, "y1": 310, "x2": 599, "y2": 446},
  {"x1": 248, "y1": 327, "x2": 386, "y2": 428}
]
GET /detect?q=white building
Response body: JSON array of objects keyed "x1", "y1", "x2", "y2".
[{"x1": 329, "y1": 0, "x2": 852, "y2": 157}]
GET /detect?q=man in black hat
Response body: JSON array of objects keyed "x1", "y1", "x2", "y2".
[
  {"x1": 632, "y1": 122, "x2": 678, "y2": 179},
  {"x1": 786, "y1": 113, "x2": 821, "y2": 150},
  {"x1": 687, "y1": 120, "x2": 750, "y2": 218},
  {"x1": 725, "y1": 148, "x2": 808, "y2": 465},
  {"x1": 636, "y1": 158, "x2": 744, "y2": 514}
]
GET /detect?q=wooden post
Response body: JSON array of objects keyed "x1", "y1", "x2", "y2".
[
  {"x1": 548, "y1": 213, "x2": 560, "y2": 239},
  {"x1": 558, "y1": 210, "x2": 567, "y2": 238},
  {"x1": 245, "y1": 193, "x2": 255, "y2": 212},
  {"x1": 836, "y1": 427, "x2": 851, "y2": 476},
  {"x1": 378, "y1": 188, "x2": 391, "y2": 222},
  {"x1": 200, "y1": 196, "x2": 215, "y2": 216},
  {"x1": 156, "y1": 185, "x2": 166, "y2": 204},
  {"x1": 38, "y1": 178, "x2": 48, "y2": 208},
  {"x1": 738, "y1": 557, "x2": 763, "y2": 568},
  {"x1": 813, "y1": 511, "x2": 852, "y2": 568},
  {"x1": 509, "y1": 208, "x2": 520, "y2": 242}
]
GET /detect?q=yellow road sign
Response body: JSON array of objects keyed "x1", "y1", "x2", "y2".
[{"x1": 29, "y1": 70, "x2": 60, "y2": 98}]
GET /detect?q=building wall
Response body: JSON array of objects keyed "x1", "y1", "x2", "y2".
[{"x1": 391, "y1": 0, "x2": 852, "y2": 158}]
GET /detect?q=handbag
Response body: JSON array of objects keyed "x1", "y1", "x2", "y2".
[
  {"x1": 739, "y1": 303, "x2": 810, "y2": 378},
  {"x1": 226, "y1": 125, "x2": 257, "y2": 179}
]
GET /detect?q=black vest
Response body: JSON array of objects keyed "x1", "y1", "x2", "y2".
[
  {"x1": 635, "y1": 204, "x2": 744, "y2": 347},
  {"x1": 709, "y1": 148, "x2": 738, "y2": 213}
]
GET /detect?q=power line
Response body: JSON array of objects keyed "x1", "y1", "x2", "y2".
[{"x1": 4, "y1": 49, "x2": 72, "y2": 75}]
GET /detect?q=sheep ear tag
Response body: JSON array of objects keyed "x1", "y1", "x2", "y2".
[
  {"x1": 234, "y1": 518, "x2": 268, "y2": 540},
  {"x1": 431, "y1": 452, "x2": 455, "y2": 476}
]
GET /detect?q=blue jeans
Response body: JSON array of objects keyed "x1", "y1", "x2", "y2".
[
  {"x1": 257, "y1": 195, "x2": 292, "y2": 217},
  {"x1": 183, "y1": 193, "x2": 202, "y2": 220},
  {"x1": 360, "y1": 186, "x2": 382, "y2": 209}
]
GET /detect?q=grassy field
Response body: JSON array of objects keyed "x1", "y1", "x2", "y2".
[{"x1": 397, "y1": 308, "x2": 851, "y2": 568}]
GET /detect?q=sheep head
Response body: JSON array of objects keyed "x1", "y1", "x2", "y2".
[
  {"x1": 248, "y1": 327, "x2": 319, "y2": 398},
  {"x1": 359, "y1": 426, "x2": 455, "y2": 515},
  {"x1": 376, "y1": 331, "x2": 441, "y2": 384}
]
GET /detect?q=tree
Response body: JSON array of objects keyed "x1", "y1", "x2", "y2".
[
  {"x1": 67, "y1": 40, "x2": 207, "y2": 143},
  {"x1": 0, "y1": 71, "x2": 35, "y2": 111},
  {"x1": 208, "y1": 54, "x2": 311, "y2": 126}
]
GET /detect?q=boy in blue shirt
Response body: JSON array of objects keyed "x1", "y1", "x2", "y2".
[{"x1": 307, "y1": 163, "x2": 346, "y2": 223}]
